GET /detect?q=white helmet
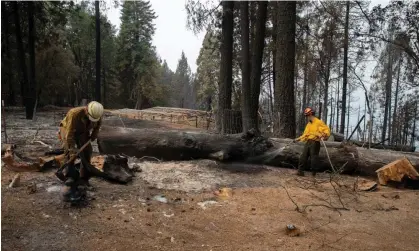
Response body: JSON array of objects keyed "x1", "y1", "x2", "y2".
[{"x1": 87, "y1": 101, "x2": 104, "y2": 122}]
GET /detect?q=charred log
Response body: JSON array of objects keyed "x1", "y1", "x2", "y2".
[{"x1": 97, "y1": 127, "x2": 419, "y2": 177}]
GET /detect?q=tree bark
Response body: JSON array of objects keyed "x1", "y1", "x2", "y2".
[
  {"x1": 301, "y1": 40, "x2": 309, "y2": 134},
  {"x1": 240, "y1": 1, "x2": 252, "y2": 132},
  {"x1": 13, "y1": 1, "x2": 28, "y2": 107},
  {"x1": 217, "y1": 1, "x2": 234, "y2": 134},
  {"x1": 271, "y1": 2, "x2": 277, "y2": 128},
  {"x1": 95, "y1": 0, "x2": 101, "y2": 102},
  {"x1": 274, "y1": 1, "x2": 297, "y2": 138},
  {"x1": 322, "y1": 33, "x2": 333, "y2": 124},
  {"x1": 346, "y1": 91, "x2": 351, "y2": 136},
  {"x1": 97, "y1": 126, "x2": 419, "y2": 177},
  {"x1": 340, "y1": 1, "x2": 350, "y2": 134},
  {"x1": 382, "y1": 46, "x2": 393, "y2": 143},
  {"x1": 411, "y1": 102, "x2": 417, "y2": 148},
  {"x1": 336, "y1": 65, "x2": 340, "y2": 132},
  {"x1": 391, "y1": 58, "x2": 402, "y2": 145},
  {"x1": 249, "y1": 1, "x2": 268, "y2": 133},
  {"x1": 2, "y1": 3, "x2": 16, "y2": 106},
  {"x1": 103, "y1": 65, "x2": 106, "y2": 107},
  {"x1": 26, "y1": 1, "x2": 36, "y2": 120}
]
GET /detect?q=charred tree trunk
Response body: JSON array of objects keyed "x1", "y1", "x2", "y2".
[
  {"x1": 97, "y1": 126, "x2": 419, "y2": 177},
  {"x1": 95, "y1": 0, "x2": 101, "y2": 102},
  {"x1": 323, "y1": 33, "x2": 333, "y2": 124},
  {"x1": 391, "y1": 58, "x2": 402, "y2": 145},
  {"x1": 330, "y1": 95, "x2": 334, "y2": 129},
  {"x1": 340, "y1": 1, "x2": 350, "y2": 134},
  {"x1": 271, "y1": 2, "x2": 277, "y2": 129},
  {"x1": 13, "y1": 1, "x2": 28, "y2": 107},
  {"x1": 346, "y1": 91, "x2": 351, "y2": 137},
  {"x1": 323, "y1": 67, "x2": 330, "y2": 124},
  {"x1": 411, "y1": 103, "x2": 417, "y2": 148},
  {"x1": 2, "y1": 3, "x2": 16, "y2": 106},
  {"x1": 336, "y1": 65, "x2": 340, "y2": 132},
  {"x1": 268, "y1": 53, "x2": 274, "y2": 123},
  {"x1": 102, "y1": 65, "x2": 106, "y2": 107},
  {"x1": 249, "y1": 1, "x2": 268, "y2": 133},
  {"x1": 217, "y1": 1, "x2": 234, "y2": 134},
  {"x1": 301, "y1": 39, "x2": 309, "y2": 133},
  {"x1": 274, "y1": 1, "x2": 297, "y2": 138},
  {"x1": 382, "y1": 47, "x2": 393, "y2": 144},
  {"x1": 240, "y1": 1, "x2": 252, "y2": 132},
  {"x1": 26, "y1": 2, "x2": 36, "y2": 120}
]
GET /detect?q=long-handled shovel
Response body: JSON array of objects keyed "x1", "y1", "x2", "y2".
[{"x1": 55, "y1": 140, "x2": 91, "y2": 182}]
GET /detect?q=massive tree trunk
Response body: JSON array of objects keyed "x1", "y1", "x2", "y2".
[
  {"x1": 103, "y1": 65, "x2": 106, "y2": 107},
  {"x1": 249, "y1": 1, "x2": 268, "y2": 133},
  {"x1": 336, "y1": 66, "x2": 340, "y2": 132},
  {"x1": 97, "y1": 126, "x2": 419, "y2": 177},
  {"x1": 271, "y1": 2, "x2": 277, "y2": 125},
  {"x1": 300, "y1": 30, "x2": 309, "y2": 134},
  {"x1": 382, "y1": 46, "x2": 393, "y2": 143},
  {"x1": 240, "y1": 1, "x2": 252, "y2": 132},
  {"x1": 2, "y1": 3, "x2": 16, "y2": 106},
  {"x1": 274, "y1": 1, "x2": 297, "y2": 138},
  {"x1": 217, "y1": 1, "x2": 234, "y2": 134},
  {"x1": 340, "y1": 1, "x2": 350, "y2": 135},
  {"x1": 95, "y1": 0, "x2": 101, "y2": 102},
  {"x1": 13, "y1": 1, "x2": 28, "y2": 107},
  {"x1": 411, "y1": 103, "x2": 417, "y2": 148},
  {"x1": 26, "y1": 1, "x2": 36, "y2": 120},
  {"x1": 322, "y1": 34, "x2": 333, "y2": 124},
  {"x1": 391, "y1": 58, "x2": 402, "y2": 145}
]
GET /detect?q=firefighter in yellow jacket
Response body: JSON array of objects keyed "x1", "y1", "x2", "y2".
[
  {"x1": 58, "y1": 101, "x2": 104, "y2": 202},
  {"x1": 294, "y1": 107, "x2": 331, "y2": 176}
]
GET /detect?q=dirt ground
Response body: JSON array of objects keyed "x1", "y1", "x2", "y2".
[{"x1": 2, "y1": 110, "x2": 419, "y2": 251}]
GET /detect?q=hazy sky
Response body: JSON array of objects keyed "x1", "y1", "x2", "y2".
[
  {"x1": 106, "y1": 0, "x2": 389, "y2": 74},
  {"x1": 107, "y1": 0, "x2": 205, "y2": 73}
]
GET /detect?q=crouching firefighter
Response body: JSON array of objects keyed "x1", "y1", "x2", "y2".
[
  {"x1": 294, "y1": 107, "x2": 330, "y2": 176},
  {"x1": 57, "y1": 101, "x2": 104, "y2": 202}
]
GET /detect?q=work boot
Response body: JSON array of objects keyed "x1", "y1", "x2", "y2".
[
  {"x1": 62, "y1": 186, "x2": 82, "y2": 202},
  {"x1": 78, "y1": 178, "x2": 94, "y2": 191},
  {"x1": 296, "y1": 170, "x2": 305, "y2": 176},
  {"x1": 64, "y1": 177, "x2": 76, "y2": 187}
]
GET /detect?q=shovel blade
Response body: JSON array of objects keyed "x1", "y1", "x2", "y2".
[{"x1": 55, "y1": 163, "x2": 68, "y2": 182}]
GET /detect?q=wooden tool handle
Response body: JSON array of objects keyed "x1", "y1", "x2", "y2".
[{"x1": 68, "y1": 140, "x2": 91, "y2": 162}]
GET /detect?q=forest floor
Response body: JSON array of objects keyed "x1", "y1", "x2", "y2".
[{"x1": 2, "y1": 109, "x2": 419, "y2": 251}]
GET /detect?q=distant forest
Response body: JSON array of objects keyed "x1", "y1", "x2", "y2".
[{"x1": 1, "y1": 1, "x2": 418, "y2": 146}]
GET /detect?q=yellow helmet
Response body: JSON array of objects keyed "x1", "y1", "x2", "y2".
[{"x1": 87, "y1": 101, "x2": 104, "y2": 122}]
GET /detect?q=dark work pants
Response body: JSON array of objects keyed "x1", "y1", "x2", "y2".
[
  {"x1": 298, "y1": 140, "x2": 320, "y2": 172},
  {"x1": 61, "y1": 129, "x2": 92, "y2": 183}
]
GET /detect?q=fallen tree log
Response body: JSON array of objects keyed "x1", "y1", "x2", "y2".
[
  {"x1": 97, "y1": 126, "x2": 419, "y2": 176},
  {"x1": 347, "y1": 140, "x2": 415, "y2": 152}
]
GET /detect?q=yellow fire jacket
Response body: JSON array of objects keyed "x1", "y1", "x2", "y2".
[
  {"x1": 297, "y1": 117, "x2": 331, "y2": 142},
  {"x1": 60, "y1": 107, "x2": 102, "y2": 150}
]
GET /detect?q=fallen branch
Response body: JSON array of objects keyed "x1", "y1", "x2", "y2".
[
  {"x1": 280, "y1": 183, "x2": 303, "y2": 213},
  {"x1": 1, "y1": 152, "x2": 42, "y2": 172},
  {"x1": 33, "y1": 140, "x2": 52, "y2": 149}
]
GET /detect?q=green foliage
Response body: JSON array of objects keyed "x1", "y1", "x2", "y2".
[
  {"x1": 171, "y1": 52, "x2": 192, "y2": 108},
  {"x1": 116, "y1": 0, "x2": 162, "y2": 108},
  {"x1": 196, "y1": 28, "x2": 220, "y2": 110},
  {"x1": 1, "y1": 0, "x2": 173, "y2": 109}
]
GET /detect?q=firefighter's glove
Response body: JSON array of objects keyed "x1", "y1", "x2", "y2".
[{"x1": 68, "y1": 148, "x2": 78, "y2": 159}]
